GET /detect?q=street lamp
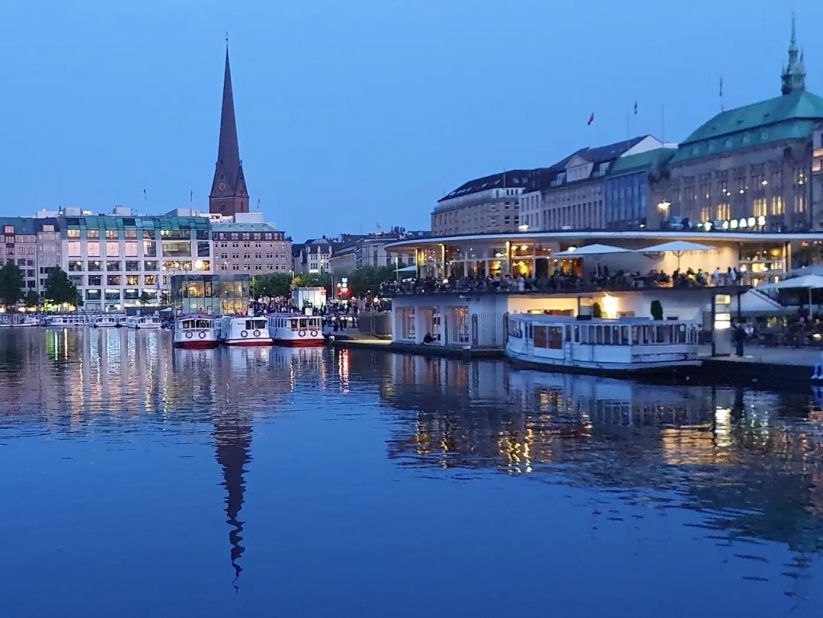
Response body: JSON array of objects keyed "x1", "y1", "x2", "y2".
[{"x1": 657, "y1": 200, "x2": 671, "y2": 228}]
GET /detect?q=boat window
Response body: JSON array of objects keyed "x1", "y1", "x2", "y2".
[
  {"x1": 604, "y1": 327, "x2": 612, "y2": 345},
  {"x1": 595, "y1": 326, "x2": 603, "y2": 345},
  {"x1": 290, "y1": 319, "x2": 299, "y2": 330},
  {"x1": 620, "y1": 326, "x2": 629, "y2": 345},
  {"x1": 547, "y1": 326, "x2": 563, "y2": 349},
  {"x1": 580, "y1": 325, "x2": 589, "y2": 344},
  {"x1": 573, "y1": 325, "x2": 579, "y2": 343},
  {"x1": 299, "y1": 319, "x2": 307, "y2": 329},
  {"x1": 196, "y1": 319, "x2": 210, "y2": 329},
  {"x1": 533, "y1": 325, "x2": 548, "y2": 347},
  {"x1": 254, "y1": 319, "x2": 266, "y2": 329},
  {"x1": 565, "y1": 325, "x2": 571, "y2": 343},
  {"x1": 631, "y1": 326, "x2": 639, "y2": 345}
]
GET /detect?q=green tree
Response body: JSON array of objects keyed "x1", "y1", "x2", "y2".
[
  {"x1": 24, "y1": 290, "x2": 40, "y2": 308},
  {"x1": 293, "y1": 272, "x2": 332, "y2": 295},
  {"x1": 44, "y1": 266, "x2": 79, "y2": 306},
  {"x1": 0, "y1": 261, "x2": 24, "y2": 309},
  {"x1": 347, "y1": 266, "x2": 395, "y2": 297},
  {"x1": 650, "y1": 299, "x2": 664, "y2": 320},
  {"x1": 139, "y1": 290, "x2": 153, "y2": 306},
  {"x1": 251, "y1": 273, "x2": 293, "y2": 299}
]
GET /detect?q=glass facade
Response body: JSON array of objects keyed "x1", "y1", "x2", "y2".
[
  {"x1": 604, "y1": 171, "x2": 647, "y2": 230},
  {"x1": 170, "y1": 274, "x2": 250, "y2": 316}
]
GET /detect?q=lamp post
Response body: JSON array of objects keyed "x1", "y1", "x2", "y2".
[{"x1": 657, "y1": 200, "x2": 671, "y2": 229}]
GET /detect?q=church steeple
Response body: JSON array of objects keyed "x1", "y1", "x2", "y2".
[
  {"x1": 781, "y1": 13, "x2": 806, "y2": 96},
  {"x1": 210, "y1": 41, "x2": 249, "y2": 216}
]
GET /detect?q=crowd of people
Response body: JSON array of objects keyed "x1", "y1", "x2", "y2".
[
  {"x1": 382, "y1": 266, "x2": 751, "y2": 296},
  {"x1": 248, "y1": 294, "x2": 393, "y2": 333}
]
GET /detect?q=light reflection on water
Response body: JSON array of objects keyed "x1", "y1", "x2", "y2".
[{"x1": 0, "y1": 328, "x2": 821, "y2": 617}]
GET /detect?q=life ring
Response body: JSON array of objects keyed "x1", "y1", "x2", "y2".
[
  {"x1": 310, "y1": 330, "x2": 318, "y2": 337},
  {"x1": 298, "y1": 329, "x2": 306, "y2": 337},
  {"x1": 241, "y1": 330, "x2": 248, "y2": 338},
  {"x1": 186, "y1": 332, "x2": 193, "y2": 339},
  {"x1": 198, "y1": 331, "x2": 206, "y2": 339},
  {"x1": 253, "y1": 329, "x2": 261, "y2": 337}
]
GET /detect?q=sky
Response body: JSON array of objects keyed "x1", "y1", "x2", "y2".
[{"x1": 1, "y1": 0, "x2": 822, "y2": 241}]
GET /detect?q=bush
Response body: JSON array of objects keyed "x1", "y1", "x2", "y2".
[{"x1": 650, "y1": 299, "x2": 663, "y2": 320}]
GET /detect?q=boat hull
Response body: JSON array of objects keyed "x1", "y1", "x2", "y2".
[
  {"x1": 506, "y1": 350, "x2": 702, "y2": 376},
  {"x1": 173, "y1": 340, "x2": 219, "y2": 349},
  {"x1": 271, "y1": 338, "x2": 325, "y2": 347},
  {"x1": 223, "y1": 339, "x2": 272, "y2": 347}
]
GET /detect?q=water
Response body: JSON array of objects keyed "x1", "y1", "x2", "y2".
[{"x1": 0, "y1": 328, "x2": 821, "y2": 617}]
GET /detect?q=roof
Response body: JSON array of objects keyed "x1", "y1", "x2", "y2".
[
  {"x1": 212, "y1": 221, "x2": 281, "y2": 233},
  {"x1": 438, "y1": 169, "x2": 536, "y2": 203},
  {"x1": 576, "y1": 136, "x2": 648, "y2": 165},
  {"x1": 672, "y1": 90, "x2": 823, "y2": 162},
  {"x1": 608, "y1": 147, "x2": 677, "y2": 176},
  {"x1": 0, "y1": 217, "x2": 37, "y2": 234},
  {"x1": 60, "y1": 215, "x2": 211, "y2": 230}
]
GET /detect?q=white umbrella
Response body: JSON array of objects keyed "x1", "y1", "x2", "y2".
[
  {"x1": 554, "y1": 244, "x2": 633, "y2": 257},
  {"x1": 639, "y1": 240, "x2": 716, "y2": 269},
  {"x1": 760, "y1": 274, "x2": 823, "y2": 313}
]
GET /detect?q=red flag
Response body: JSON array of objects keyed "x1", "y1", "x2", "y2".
[{"x1": 587, "y1": 112, "x2": 595, "y2": 126}]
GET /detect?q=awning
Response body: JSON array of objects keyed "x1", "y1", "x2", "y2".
[
  {"x1": 760, "y1": 274, "x2": 823, "y2": 290},
  {"x1": 639, "y1": 241, "x2": 716, "y2": 253}
]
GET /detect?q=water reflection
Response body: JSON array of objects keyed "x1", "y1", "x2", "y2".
[
  {"x1": 379, "y1": 354, "x2": 823, "y2": 556},
  {"x1": 0, "y1": 331, "x2": 821, "y2": 615}
]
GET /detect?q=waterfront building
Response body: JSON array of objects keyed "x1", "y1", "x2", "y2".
[
  {"x1": 170, "y1": 274, "x2": 250, "y2": 315},
  {"x1": 651, "y1": 19, "x2": 823, "y2": 232},
  {"x1": 60, "y1": 209, "x2": 212, "y2": 312},
  {"x1": 384, "y1": 229, "x2": 817, "y2": 350},
  {"x1": 431, "y1": 170, "x2": 534, "y2": 236},
  {"x1": 212, "y1": 213, "x2": 291, "y2": 274},
  {"x1": 0, "y1": 216, "x2": 61, "y2": 296},
  {"x1": 520, "y1": 136, "x2": 663, "y2": 232},
  {"x1": 328, "y1": 228, "x2": 427, "y2": 276},
  {"x1": 209, "y1": 46, "x2": 249, "y2": 217}
]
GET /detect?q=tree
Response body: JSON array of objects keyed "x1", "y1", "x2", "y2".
[
  {"x1": 24, "y1": 290, "x2": 39, "y2": 308},
  {"x1": 293, "y1": 272, "x2": 332, "y2": 295},
  {"x1": 251, "y1": 273, "x2": 292, "y2": 299},
  {"x1": 650, "y1": 299, "x2": 664, "y2": 320},
  {"x1": 44, "y1": 266, "x2": 79, "y2": 306},
  {"x1": 139, "y1": 290, "x2": 153, "y2": 306},
  {"x1": 347, "y1": 266, "x2": 396, "y2": 297},
  {"x1": 0, "y1": 261, "x2": 24, "y2": 309}
]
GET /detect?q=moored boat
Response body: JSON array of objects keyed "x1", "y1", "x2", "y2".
[
  {"x1": 267, "y1": 313, "x2": 324, "y2": 346},
  {"x1": 93, "y1": 315, "x2": 118, "y2": 328},
  {"x1": 505, "y1": 314, "x2": 701, "y2": 375},
  {"x1": 173, "y1": 315, "x2": 218, "y2": 349},
  {"x1": 217, "y1": 316, "x2": 271, "y2": 346},
  {"x1": 126, "y1": 315, "x2": 162, "y2": 329}
]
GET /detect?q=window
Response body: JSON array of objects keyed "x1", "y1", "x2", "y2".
[
  {"x1": 68, "y1": 241, "x2": 82, "y2": 257},
  {"x1": 3, "y1": 225, "x2": 13, "y2": 234},
  {"x1": 144, "y1": 260, "x2": 158, "y2": 271},
  {"x1": 126, "y1": 275, "x2": 139, "y2": 286},
  {"x1": 86, "y1": 289, "x2": 101, "y2": 301},
  {"x1": 144, "y1": 274, "x2": 156, "y2": 286},
  {"x1": 68, "y1": 261, "x2": 83, "y2": 272},
  {"x1": 88, "y1": 275, "x2": 102, "y2": 286},
  {"x1": 106, "y1": 260, "x2": 121, "y2": 271},
  {"x1": 124, "y1": 242, "x2": 138, "y2": 257},
  {"x1": 87, "y1": 229, "x2": 99, "y2": 239},
  {"x1": 105, "y1": 229, "x2": 118, "y2": 239},
  {"x1": 104, "y1": 288, "x2": 120, "y2": 300},
  {"x1": 87, "y1": 243, "x2": 101, "y2": 257},
  {"x1": 106, "y1": 241, "x2": 120, "y2": 257},
  {"x1": 87, "y1": 260, "x2": 101, "y2": 272},
  {"x1": 162, "y1": 240, "x2": 191, "y2": 257},
  {"x1": 125, "y1": 260, "x2": 140, "y2": 272},
  {"x1": 67, "y1": 228, "x2": 80, "y2": 238},
  {"x1": 143, "y1": 240, "x2": 157, "y2": 257},
  {"x1": 197, "y1": 241, "x2": 210, "y2": 257},
  {"x1": 124, "y1": 229, "x2": 137, "y2": 239},
  {"x1": 107, "y1": 275, "x2": 121, "y2": 286}
]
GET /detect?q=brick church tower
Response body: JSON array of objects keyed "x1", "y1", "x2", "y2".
[{"x1": 209, "y1": 45, "x2": 249, "y2": 216}]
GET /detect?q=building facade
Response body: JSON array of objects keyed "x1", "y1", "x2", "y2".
[
  {"x1": 520, "y1": 136, "x2": 663, "y2": 232},
  {"x1": 650, "y1": 23, "x2": 823, "y2": 232},
  {"x1": 209, "y1": 47, "x2": 249, "y2": 217},
  {"x1": 212, "y1": 217, "x2": 291, "y2": 275},
  {"x1": 0, "y1": 216, "x2": 61, "y2": 297},
  {"x1": 431, "y1": 171, "x2": 533, "y2": 236},
  {"x1": 60, "y1": 211, "x2": 212, "y2": 312},
  {"x1": 293, "y1": 238, "x2": 335, "y2": 274},
  {"x1": 603, "y1": 148, "x2": 675, "y2": 230}
]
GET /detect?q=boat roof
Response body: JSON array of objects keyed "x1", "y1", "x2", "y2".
[
  {"x1": 511, "y1": 314, "x2": 695, "y2": 324},
  {"x1": 177, "y1": 313, "x2": 215, "y2": 319}
]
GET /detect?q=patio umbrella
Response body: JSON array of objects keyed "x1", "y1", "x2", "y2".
[
  {"x1": 760, "y1": 274, "x2": 823, "y2": 314},
  {"x1": 639, "y1": 240, "x2": 716, "y2": 269},
  {"x1": 553, "y1": 244, "x2": 633, "y2": 257}
]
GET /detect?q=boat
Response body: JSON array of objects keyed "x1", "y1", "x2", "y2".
[
  {"x1": 92, "y1": 315, "x2": 118, "y2": 328},
  {"x1": 43, "y1": 314, "x2": 88, "y2": 327},
  {"x1": 173, "y1": 315, "x2": 218, "y2": 349},
  {"x1": 505, "y1": 314, "x2": 701, "y2": 374},
  {"x1": 125, "y1": 315, "x2": 162, "y2": 329},
  {"x1": 217, "y1": 316, "x2": 271, "y2": 346},
  {"x1": 116, "y1": 315, "x2": 130, "y2": 328},
  {"x1": 13, "y1": 316, "x2": 39, "y2": 327},
  {"x1": 267, "y1": 313, "x2": 324, "y2": 346}
]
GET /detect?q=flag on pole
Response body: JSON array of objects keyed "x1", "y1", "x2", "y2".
[
  {"x1": 633, "y1": 101, "x2": 638, "y2": 115},
  {"x1": 587, "y1": 112, "x2": 595, "y2": 126}
]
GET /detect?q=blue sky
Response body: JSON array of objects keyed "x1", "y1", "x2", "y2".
[{"x1": 1, "y1": 0, "x2": 820, "y2": 240}]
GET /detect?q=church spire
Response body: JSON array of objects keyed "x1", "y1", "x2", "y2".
[
  {"x1": 781, "y1": 12, "x2": 806, "y2": 96},
  {"x1": 210, "y1": 40, "x2": 249, "y2": 216}
]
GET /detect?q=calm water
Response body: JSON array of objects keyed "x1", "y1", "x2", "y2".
[{"x1": 0, "y1": 329, "x2": 822, "y2": 617}]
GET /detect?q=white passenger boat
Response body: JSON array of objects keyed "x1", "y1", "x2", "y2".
[
  {"x1": 505, "y1": 314, "x2": 701, "y2": 374},
  {"x1": 173, "y1": 315, "x2": 218, "y2": 349},
  {"x1": 14, "y1": 316, "x2": 39, "y2": 327},
  {"x1": 116, "y1": 315, "x2": 130, "y2": 328},
  {"x1": 267, "y1": 313, "x2": 324, "y2": 346},
  {"x1": 125, "y1": 315, "x2": 162, "y2": 329},
  {"x1": 43, "y1": 314, "x2": 88, "y2": 327},
  {"x1": 217, "y1": 316, "x2": 271, "y2": 346},
  {"x1": 93, "y1": 315, "x2": 118, "y2": 328}
]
